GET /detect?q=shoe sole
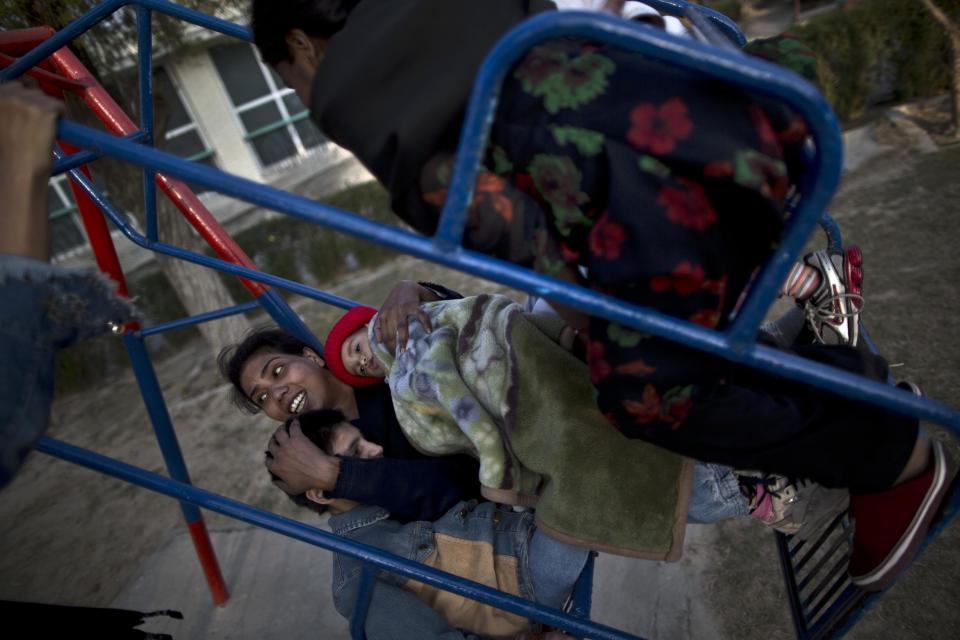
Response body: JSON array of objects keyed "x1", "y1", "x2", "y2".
[{"x1": 850, "y1": 440, "x2": 958, "y2": 592}]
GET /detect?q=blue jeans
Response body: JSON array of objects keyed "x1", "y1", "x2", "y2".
[
  {"x1": 0, "y1": 255, "x2": 137, "y2": 487},
  {"x1": 687, "y1": 462, "x2": 749, "y2": 523},
  {"x1": 528, "y1": 528, "x2": 591, "y2": 609}
]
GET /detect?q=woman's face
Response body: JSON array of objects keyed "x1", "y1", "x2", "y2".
[{"x1": 239, "y1": 347, "x2": 338, "y2": 422}]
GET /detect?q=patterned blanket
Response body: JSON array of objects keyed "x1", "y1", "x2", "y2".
[{"x1": 371, "y1": 294, "x2": 691, "y2": 559}]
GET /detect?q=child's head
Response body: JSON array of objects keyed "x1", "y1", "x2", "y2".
[
  {"x1": 266, "y1": 408, "x2": 382, "y2": 514},
  {"x1": 323, "y1": 305, "x2": 385, "y2": 387},
  {"x1": 219, "y1": 326, "x2": 341, "y2": 421}
]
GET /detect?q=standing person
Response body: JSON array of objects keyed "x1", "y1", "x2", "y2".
[
  {"x1": 0, "y1": 83, "x2": 138, "y2": 487},
  {"x1": 247, "y1": 0, "x2": 955, "y2": 591}
]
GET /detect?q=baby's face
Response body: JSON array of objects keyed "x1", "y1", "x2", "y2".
[{"x1": 340, "y1": 325, "x2": 385, "y2": 378}]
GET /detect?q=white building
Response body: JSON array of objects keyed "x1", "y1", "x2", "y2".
[{"x1": 50, "y1": 32, "x2": 371, "y2": 269}]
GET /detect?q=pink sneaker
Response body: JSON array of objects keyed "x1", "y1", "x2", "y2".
[{"x1": 848, "y1": 439, "x2": 957, "y2": 591}]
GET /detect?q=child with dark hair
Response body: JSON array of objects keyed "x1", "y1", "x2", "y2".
[{"x1": 269, "y1": 409, "x2": 589, "y2": 639}]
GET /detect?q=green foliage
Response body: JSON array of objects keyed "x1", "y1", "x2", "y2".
[
  {"x1": 700, "y1": 0, "x2": 743, "y2": 22},
  {"x1": 221, "y1": 181, "x2": 406, "y2": 302},
  {"x1": 792, "y1": 0, "x2": 958, "y2": 122}
]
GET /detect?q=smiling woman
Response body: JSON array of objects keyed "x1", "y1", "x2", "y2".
[{"x1": 217, "y1": 279, "x2": 484, "y2": 523}]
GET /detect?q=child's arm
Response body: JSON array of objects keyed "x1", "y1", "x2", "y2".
[
  {"x1": 375, "y1": 280, "x2": 464, "y2": 353},
  {"x1": 331, "y1": 455, "x2": 481, "y2": 523}
]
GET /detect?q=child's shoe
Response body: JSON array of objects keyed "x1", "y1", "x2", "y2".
[
  {"x1": 740, "y1": 473, "x2": 849, "y2": 538},
  {"x1": 848, "y1": 439, "x2": 957, "y2": 592},
  {"x1": 799, "y1": 246, "x2": 863, "y2": 347}
]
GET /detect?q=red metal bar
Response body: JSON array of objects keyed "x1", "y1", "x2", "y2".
[
  {"x1": 187, "y1": 519, "x2": 230, "y2": 606},
  {"x1": 48, "y1": 47, "x2": 267, "y2": 297},
  {"x1": 0, "y1": 52, "x2": 89, "y2": 93},
  {"x1": 0, "y1": 27, "x2": 267, "y2": 298},
  {"x1": 60, "y1": 140, "x2": 132, "y2": 299}
]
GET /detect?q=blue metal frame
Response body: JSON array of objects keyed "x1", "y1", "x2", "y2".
[
  {"x1": 35, "y1": 436, "x2": 634, "y2": 640},
  {"x1": 5, "y1": 1, "x2": 960, "y2": 638}
]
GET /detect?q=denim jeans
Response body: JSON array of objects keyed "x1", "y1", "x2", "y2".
[
  {"x1": 0, "y1": 255, "x2": 138, "y2": 487},
  {"x1": 687, "y1": 462, "x2": 749, "y2": 523},
  {"x1": 528, "y1": 528, "x2": 591, "y2": 609}
]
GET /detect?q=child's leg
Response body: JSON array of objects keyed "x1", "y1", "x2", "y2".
[
  {"x1": 528, "y1": 528, "x2": 591, "y2": 609},
  {"x1": 686, "y1": 462, "x2": 749, "y2": 523},
  {"x1": 779, "y1": 246, "x2": 864, "y2": 346}
]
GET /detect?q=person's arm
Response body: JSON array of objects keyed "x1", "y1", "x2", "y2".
[
  {"x1": 374, "y1": 279, "x2": 462, "y2": 353},
  {"x1": 0, "y1": 83, "x2": 63, "y2": 260},
  {"x1": 266, "y1": 421, "x2": 341, "y2": 493},
  {"x1": 328, "y1": 456, "x2": 480, "y2": 523}
]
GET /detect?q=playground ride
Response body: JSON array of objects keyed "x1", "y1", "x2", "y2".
[{"x1": 2, "y1": 1, "x2": 959, "y2": 639}]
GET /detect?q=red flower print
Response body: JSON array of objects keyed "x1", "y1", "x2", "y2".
[
  {"x1": 588, "y1": 211, "x2": 626, "y2": 260},
  {"x1": 704, "y1": 161, "x2": 732, "y2": 178},
  {"x1": 749, "y1": 104, "x2": 779, "y2": 155},
  {"x1": 559, "y1": 242, "x2": 581, "y2": 262},
  {"x1": 688, "y1": 308, "x2": 721, "y2": 328},
  {"x1": 665, "y1": 396, "x2": 693, "y2": 430},
  {"x1": 623, "y1": 385, "x2": 662, "y2": 425},
  {"x1": 656, "y1": 178, "x2": 717, "y2": 231},
  {"x1": 777, "y1": 115, "x2": 807, "y2": 144},
  {"x1": 649, "y1": 261, "x2": 705, "y2": 296},
  {"x1": 587, "y1": 341, "x2": 611, "y2": 383},
  {"x1": 627, "y1": 98, "x2": 694, "y2": 156},
  {"x1": 615, "y1": 359, "x2": 656, "y2": 376}
]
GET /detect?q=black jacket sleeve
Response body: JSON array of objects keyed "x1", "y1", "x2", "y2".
[{"x1": 328, "y1": 455, "x2": 481, "y2": 522}]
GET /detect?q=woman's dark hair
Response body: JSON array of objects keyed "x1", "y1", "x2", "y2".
[
  {"x1": 250, "y1": 0, "x2": 363, "y2": 66},
  {"x1": 218, "y1": 326, "x2": 311, "y2": 414},
  {"x1": 266, "y1": 409, "x2": 347, "y2": 514}
]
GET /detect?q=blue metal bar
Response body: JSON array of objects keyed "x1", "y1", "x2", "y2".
[
  {"x1": 55, "y1": 120, "x2": 960, "y2": 435},
  {"x1": 255, "y1": 288, "x2": 325, "y2": 356},
  {"x1": 136, "y1": 0, "x2": 251, "y2": 41},
  {"x1": 0, "y1": 0, "x2": 249, "y2": 83},
  {"x1": 683, "y1": 3, "x2": 740, "y2": 49},
  {"x1": 818, "y1": 212, "x2": 843, "y2": 253},
  {"x1": 122, "y1": 333, "x2": 202, "y2": 524},
  {"x1": 0, "y1": 0, "x2": 126, "y2": 81},
  {"x1": 52, "y1": 132, "x2": 148, "y2": 175},
  {"x1": 644, "y1": 0, "x2": 746, "y2": 46},
  {"x1": 35, "y1": 436, "x2": 642, "y2": 640},
  {"x1": 53, "y1": 143, "x2": 358, "y2": 308},
  {"x1": 350, "y1": 566, "x2": 377, "y2": 640},
  {"x1": 137, "y1": 300, "x2": 260, "y2": 338},
  {"x1": 433, "y1": 11, "x2": 841, "y2": 359},
  {"x1": 137, "y1": 5, "x2": 158, "y2": 242},
  {"x1": 568, "y1": 552, "x2": 596, "y2": 619}
]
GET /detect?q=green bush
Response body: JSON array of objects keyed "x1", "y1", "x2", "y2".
[
  {"x1": 223, "y1": 181, "x2": 405, "y2": 302},
  {"x1": 792, "y1": 0, "x2": 957, "y2": 122},
  {"x1": 701, "y1": 0, "x2": 743, "y2": 21}
]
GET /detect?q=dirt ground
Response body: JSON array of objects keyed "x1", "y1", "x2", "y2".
[{"x1": 1, "y1": 99, "x2": 958, "y2": 639}]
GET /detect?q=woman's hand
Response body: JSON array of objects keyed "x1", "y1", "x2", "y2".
[
  {"x1": 374, "y1": 280, "x2": 437, "y2": 353},
  {"x1": 265, "y1": 420, "x2": 340, "y2": 493}
]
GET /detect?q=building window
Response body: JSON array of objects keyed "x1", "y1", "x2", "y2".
[
  {"x1": 48, "y1": 174, "x2": 86, "y2": 259},
  {"x1": 209, "y1": 42, "x2": 326, "y2": 168},
  {"x1": 154, "y1": 67, "x2": 216, "y2": 192}
]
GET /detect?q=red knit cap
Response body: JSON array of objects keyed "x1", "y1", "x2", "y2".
[{"x1": 323, "y1": 305, "x2": 381, "y2": 387}]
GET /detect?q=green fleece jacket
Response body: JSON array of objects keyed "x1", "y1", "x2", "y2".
[{"x1": 371, "y1": 294, "x2": 691, "y2": 560}]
